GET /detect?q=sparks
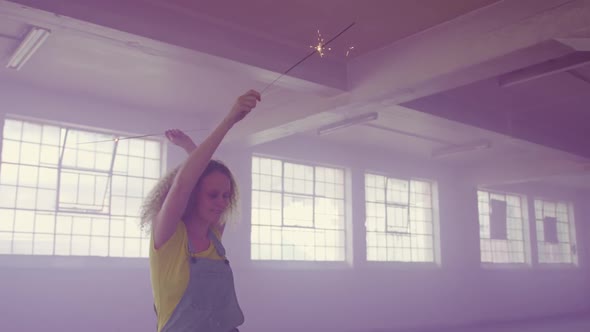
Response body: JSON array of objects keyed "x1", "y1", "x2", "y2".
[
  {"x1": 260, "y1": 22, "x2": 355, "y2": 94},
  {"x1": 346, "y1": 46, "x2": 355, "y2": 57},
  {"x1": 310, "y1": 30, "x2": 332, "y2": 57}
]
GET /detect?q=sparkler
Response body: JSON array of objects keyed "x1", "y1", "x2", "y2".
[
  {"x1": 77, "y1": 129, "x2": 205, "y2": 145},
  {"x1": 260, "y1": 21, "x2": 356, "y2": 94},
  {"x1": 80, "y1": 22, "x2": 356, "y2": 144}
]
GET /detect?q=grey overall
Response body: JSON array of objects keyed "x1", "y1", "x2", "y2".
[{"x1": 161, "y1": 230, "x2": 244, "y2": 332}]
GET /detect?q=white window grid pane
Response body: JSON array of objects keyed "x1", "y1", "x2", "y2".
[
  {"x1": 365, "y1": 173, "x2": 436, "y2": 262},
  {"x1": 535, "y1": 199, "x2": 576, "y2": 264},
  {"x1": 0, "y1": 117, "x2": 161, "y2": 258},
  {"x1": 477, "y1": 190, "x2": 528, "y2": 264},
  {"x1": 251, "y1": 156, "x2": 346, "y2": 261}
]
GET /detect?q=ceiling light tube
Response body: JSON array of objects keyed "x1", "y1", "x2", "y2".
[
  {"x1": 498, "y1": 52, "x2": 590, "y2": 87},
  {"x1": 6, "y1": 26, "x2": 51, "y2": 71},
  {"x1": 317, "y1": 112, "x2": 378, "y2": 136},
  {"x1": 431, "y1": 139, "x2": 491, "y2": 158}
]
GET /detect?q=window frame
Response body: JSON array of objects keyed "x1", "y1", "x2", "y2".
[
  {"x1": 533, "y1": 197, "x2": 578, "y2": 267},
  {"x1": 0, "y1": 115, "x2": 164, "y2": 261},
  {"x1": 249, "y1": 154, "x2": 350, "y2": 263},
  {"x1": 364, "y1": 171, "x2": 440, "y2": 265},
  {"x1": 477, "y1": 189, "x2": 532, "y2": 267}
]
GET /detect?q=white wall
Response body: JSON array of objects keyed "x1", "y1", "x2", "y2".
[{"x1": 0, "y1": 83, "x2": 588, "y2": 332}]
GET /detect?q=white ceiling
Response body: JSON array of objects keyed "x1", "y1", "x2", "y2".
[
  {"x1": 1, "y1": 0, "x2": 590, "y2": 190},
  {"x1": 154, "y1": 0, "x2": 501, "y2": 59}
]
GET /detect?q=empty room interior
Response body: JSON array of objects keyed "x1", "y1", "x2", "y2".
[{"x1": 1, "y1": 0, "x2": 590, "y2": 331}]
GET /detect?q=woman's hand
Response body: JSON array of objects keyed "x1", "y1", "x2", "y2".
[
  {"x1": 165, "y1": 129, "x2": 197, "y2": 153},
  {"x1": 226, "y1": 90, "x2": 261, "y2": 126}
]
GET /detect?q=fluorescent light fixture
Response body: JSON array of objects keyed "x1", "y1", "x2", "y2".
[
  {"x1": 6, "y1": 26, "x2": 51, "y2": 70},
  {"x1": 317, "y1": 112, "x2": 378, "y2": 136},
  {"x1": 498, "y1": 52, "x2": 590, "y2": 87},
  {"x1": 431, "y1": 139, "x2": 491, "y2": 158}
]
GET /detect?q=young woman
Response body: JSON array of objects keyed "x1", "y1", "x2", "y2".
[{"x1": 141, "y1": 90, "x2": 261, "y2": 332}]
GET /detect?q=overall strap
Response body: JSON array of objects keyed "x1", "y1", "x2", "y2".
[
  {"x1": 187, "y1": 228, "x2": 226, "y2": 257},
  {"x1": 186, "y1": 232, "x2": 196, "y2": 254},
  {"x1": 208, "y1": 228, "x2": 226, "y2": 257}
]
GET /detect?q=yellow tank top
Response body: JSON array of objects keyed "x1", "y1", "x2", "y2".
[{"x1": 149, "y1": 222, "x2": 224, "y2": 332}]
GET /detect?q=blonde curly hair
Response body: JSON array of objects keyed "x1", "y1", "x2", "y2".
[{"x1": 140, "y1": 160, "x2": 239, "y2": 232}]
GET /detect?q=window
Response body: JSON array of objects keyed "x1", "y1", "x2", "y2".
[
  {"x1": 477, "y1": 190, "x2": 529, "y2": 264},
  {"x1": 0, "y1": 117, "x2": 162, "y2": 257},
  {"x1": 534, "y1": 199, "x2": 577, "y2": 264},
  {"x1": 250, "y1": 156, "x2": 347, "y2": 261},
  {"x1": 365, "y1": 173, "x2": 437, "y2": 262}
]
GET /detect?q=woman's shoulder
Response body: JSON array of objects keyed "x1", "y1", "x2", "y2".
[{"x1": 150, "y1": 222, "x2": 187, "y2": 258}]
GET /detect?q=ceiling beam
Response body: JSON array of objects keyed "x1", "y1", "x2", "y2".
[
  {"x1": 244, "y1": 0, "x2": 590, "y2": 146},
  {"x1": 5, "y1": 0, "x2": 590, "y2": 153},
  {"x1": 348, "y1": 0, "x2": 590, "y2": 103},
  {"x1": 3, "y1": 0, "x2": 347, "y2": 91}
]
